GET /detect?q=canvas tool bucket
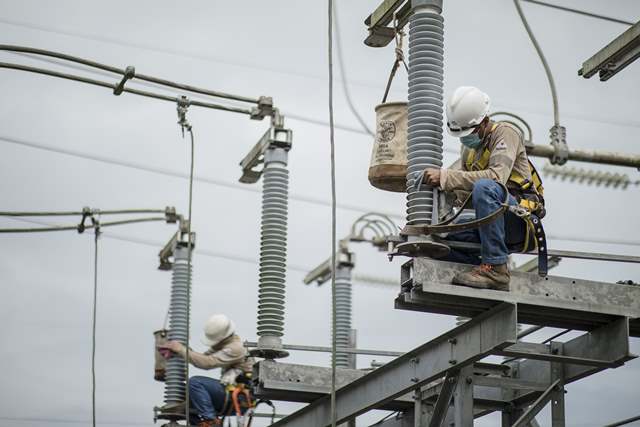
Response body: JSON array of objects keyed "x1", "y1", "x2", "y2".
[
  {"x1": 154, "y1": 329, "x2": 168, "y2": 382},
  {"x1": 368, "y1": 102, "x2": 408, "y2": 192},
  {"x1": 368, "y1": 25, "x2": 409, "y2": 193}
]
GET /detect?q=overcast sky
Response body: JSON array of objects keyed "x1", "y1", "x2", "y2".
[{"x1": 1, "y1": 1, "x2": 639, "y2": 426}]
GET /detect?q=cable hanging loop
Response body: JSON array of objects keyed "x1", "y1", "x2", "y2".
[{"x1": 381, "y1": 15, "x2": 408, "y2": 104}]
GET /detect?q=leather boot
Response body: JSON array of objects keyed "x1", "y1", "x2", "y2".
[
  {"x1": 452, "y1": 263, "x2": 510, "y2": 291},
  {"x1": 197, "y1": 419, "x2": 222, "y2": 427}
]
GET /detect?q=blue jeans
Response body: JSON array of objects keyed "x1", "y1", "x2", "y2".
[
  {"x1": 442, "y1": 179, "x2": 525, "y2": 265},
  {"x1": 189, "y1": 376, "x2": 227, "y2": 422}
]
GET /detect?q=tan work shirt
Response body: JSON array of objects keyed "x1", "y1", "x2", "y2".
[
  {"x1": 176, "y1": 334, "x2": 254, "y2": 383},
  {"x1": 440, "y1": 122, "x2": 532, "y2": 201}
]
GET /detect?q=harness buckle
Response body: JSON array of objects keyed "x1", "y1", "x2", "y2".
[{"x1": 508, "y1": 204, "x2": 530, "y2": 218}]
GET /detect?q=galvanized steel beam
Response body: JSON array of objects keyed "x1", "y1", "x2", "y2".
[
  {"x1": 427, "y1": 371, "x2": 457, "y2": 427},
  {"x1": 397, "y1": 259, "x2": 640, "y2": 336},
  {"x1": 268, "y1": 304, "x2": 518, "y2": 427}
]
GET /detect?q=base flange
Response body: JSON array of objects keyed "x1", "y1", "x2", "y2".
[
  {"x1": 394, "y1": 239, "x2": 450, "y2": 258},
  {"x1": 249, "y1": 347, "x2": 290, "y2": 359}
]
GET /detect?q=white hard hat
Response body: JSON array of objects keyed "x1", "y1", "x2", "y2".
[
  {"x1": 202, "y1": 314, "x2": 236, "y2": 347},
  {"x1": 446, "y1": 86, "x2": 491, "y2": 137}
]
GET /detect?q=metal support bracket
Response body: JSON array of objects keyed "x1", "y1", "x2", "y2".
[
  {"x1": 250, "y1": 96, "x2": 275, "y2": 120},
  {"x1": 157, "y1": 220, "x2": 196, "y2": 270},
  {"x1": 579, "y1": 21, "x2": 640, "y2": 81},
  {"x1": 512, "y1": 379, "x2": 562, "y2": 427},
  {"x1": 239, "y1": 125, "x2": 292, "y2": 183}
]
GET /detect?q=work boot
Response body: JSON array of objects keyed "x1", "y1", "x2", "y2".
[
  {"x1": 452, "y1": 263, "x2": 510, "y2": 291},
  {"x1": 197, "y1": 419, "x2": 222, "y2": 427}
]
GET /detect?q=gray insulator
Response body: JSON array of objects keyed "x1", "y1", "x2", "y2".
[
  {"x1": 257, "y1": 148, "x2": 289, "y2": 343},
  {"x1": 164, "y1": 245, "x2": 191, "y2": 405},
  {"x1": 334, "y1": 265, "x2": 353, "y2": 368},
  {"x1": 406, "y1": 9, "x2": 445, "y2": 225}
]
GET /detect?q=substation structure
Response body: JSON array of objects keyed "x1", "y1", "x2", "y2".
[
  {"x1": 254, "y1": 258, "x2": 639, "y2": 426},
  {"x1": 250, "y1": 0, "x2": 640, "y2": 425}
]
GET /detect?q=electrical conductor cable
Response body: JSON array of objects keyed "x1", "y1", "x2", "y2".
[
  {"x1": 333, "y1": 1, "x2": 374, "y2": 137},
  {"x1": 513, "y1": 0, "x2": 560, "y2": 126},
  {"x1": 91, "y1": 222, "x2": 100, "y2": 427},
  {"x1": 328, "y1": 1, "x2": 338, "y2": 426}
]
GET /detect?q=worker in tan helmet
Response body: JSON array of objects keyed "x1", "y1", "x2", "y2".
[
  {"x1": 422, "y1": 86, "x2": 544, "y2": 291},
  {"x1": 161, "y1": 314, "x2": 254, "y2": 427}
]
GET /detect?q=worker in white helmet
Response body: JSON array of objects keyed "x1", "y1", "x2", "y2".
[
  {"x1": 161, "y1": 314, "x2": 254, "y2": 427},
  {"x1": 422, "y1": 86, "x2": 544, "y2": 290}
]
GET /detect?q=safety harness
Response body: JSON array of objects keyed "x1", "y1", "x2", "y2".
[
  {"x1": 465, "y1": 123, "x2": 546, "y2": 219},
  {"x1": 401, "y1": 123, "x2": 548, "y2": 276},
  {"x1": 218, "y1": 373, "x2": 256, "y2": 427}
]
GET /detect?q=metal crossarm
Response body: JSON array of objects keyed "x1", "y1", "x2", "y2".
[{"x1": 269, "y1": 304, "x2": 518, "y2": 427}]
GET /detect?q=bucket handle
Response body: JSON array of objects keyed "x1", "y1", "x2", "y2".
[{"x1": 382, "y1": 17, "x2": 408, "y2": 103}]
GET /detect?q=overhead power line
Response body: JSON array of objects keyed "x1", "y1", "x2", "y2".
[
  {"x1": 3, "y1": 216, "x2": 399, "y2": 288},
  {"x1": 521, "y1": 0, "x2": 636, "y2": 26},
  {"x1": 333, "y1": 1, "x2": 375, "y2": 137},
  {"x1": 2, "y1": 17, "x2": 640, "y2": 130},
  {"x1": 2, "y1": 134, "x2": 638, "y2": 247},
  {"x1": 0, "y1": 133, "x2": 403, "y2": 219},
  {"x1": 514, "y1": 0, "x2": 560, "y2": 126}
]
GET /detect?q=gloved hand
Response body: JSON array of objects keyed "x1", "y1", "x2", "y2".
[{"x1": 159, "y1": 340, "x2": 184, "y2": 358}]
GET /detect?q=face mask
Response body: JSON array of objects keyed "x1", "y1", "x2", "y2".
[{"x1": 460, "y1": 133, "x2": 482, "y2": 149}]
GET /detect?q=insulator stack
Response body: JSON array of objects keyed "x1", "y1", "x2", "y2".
[
  {"x1": 334, "y1": 264, "x2": 353, "y2": 368},
  {"x1": 256, "y1": 147, "x2": 289, "y2": 357},
  {"x1": 406, "y1": 4, "x2": 445, "y2": 225},
  {"x1": 164, "y1": 245, "x2": 191, "y2": 405},
  {"x1": 543, "y1": 164, "x2": 638, "y2": 189}
]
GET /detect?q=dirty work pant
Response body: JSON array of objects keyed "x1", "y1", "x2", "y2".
[
  {"x1": 189, "y1": 376, "x2": 227, "y2": 422},
  {"x1": 442, "y1": 179, "x2": 526, "y2": 265}
]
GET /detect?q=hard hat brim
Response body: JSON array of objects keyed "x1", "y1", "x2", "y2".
[{"x1": 447, "y1": 126, "x2": 475, "y2": 138}]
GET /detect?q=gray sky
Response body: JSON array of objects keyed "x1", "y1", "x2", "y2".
[{"x1": 1, "y1": 1, "x2": 639, "y2": 426}]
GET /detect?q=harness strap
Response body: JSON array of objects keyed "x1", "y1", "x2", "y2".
[{"x1": 531, "y1": 215, "x2": 548, "y2": 276}]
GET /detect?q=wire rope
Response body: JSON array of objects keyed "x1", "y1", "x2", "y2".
[
  {"x1": 328, "y1": 1, "x2": 338, "y2": 426},
  {"x1": 1, "y1": 134, "x2": 638, "y2": 247},
  {"x1": 4, "y1": 16, "x2": 640, "y2": 129},
  {"x1": 0, "y1": 62, "x2": 252, "y2": 116},
  {"x1": 0, "y1": 209, "x2": 165, "y2": 217},
  {"x1": 513, "y1": 0, "x2": 560, "y2": 126},
  {"x1": 0, "y1": 216, "x2": 166, "y2": 233},
  {"x1": 181, "y1": 125, "x2": 196, "y2": 424},
  {"x1": 333, "y1": 2, "x2": 374, "y2": 137},
  {"x1": 0, "y1": 45, "x2": 259, "y2": 104}
]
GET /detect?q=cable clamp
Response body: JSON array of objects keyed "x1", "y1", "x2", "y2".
[
  {"x1": 113, "y1": 66, "x2": 135, "y2": 96},
  {"x1": 176, "y1": 95, "x2": 192, "y2": 136},
  {"x1": 77, "y1": 206, "x2": 93, "y2": 233},
  {"x1": 164, "y1": 206, "x2": 179, "y2": 223}
]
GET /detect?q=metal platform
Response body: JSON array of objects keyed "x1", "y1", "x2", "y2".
[{"x1": 396, "y1": 258, "x2": 640, "y2": 336}]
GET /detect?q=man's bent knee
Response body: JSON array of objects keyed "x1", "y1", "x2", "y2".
[
  {"x1": 189, "y1": 375, "x2": 209, "y2": 389},
  {"x1": 472, "y1": 179, "x2": 502, "y2": 204}
]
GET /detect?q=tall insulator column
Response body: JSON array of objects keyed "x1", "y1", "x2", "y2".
[
  {"x1": 396, "y1": 0, "x2": 449, "y2": 258},
  {"x1": 406, "y1": 0, "x2": 444, "y2": 226},
  {"x1": 334, "y1": 263, "x2": 353, "y2": 368},
  {"x1": 255, "y1": 134, "x2": 290, "y2": 359},
  {"x1": 164, "y1": 244, "x2": 191, "y2": 406}
]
